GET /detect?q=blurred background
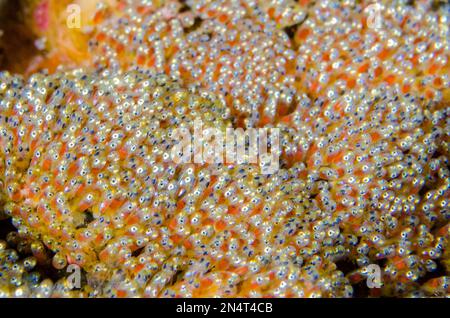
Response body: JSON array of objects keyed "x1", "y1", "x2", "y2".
[{"x1": 0, "y1": 0, "x2": 40, "y2": 73}]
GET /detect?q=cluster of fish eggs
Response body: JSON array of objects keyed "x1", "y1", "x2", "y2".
[
  {"x1": 292, "y1": 0, "x2": 449, "y2": 102},
  {"x1": 0, "y1": 69, "x2": 353, "y2": 297},
  {"x1": 0, "y1": 234, "x2": 85, "y2": 297},
  {"x1": 0, "y1": 0, "x2": 449, "y2": 297},
  {"x1": 89, "y1": 0, "x2": 311, "y2": 127},
  {"x1": 278, "y1": 85, "x2": 449, "y2": 296}
]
